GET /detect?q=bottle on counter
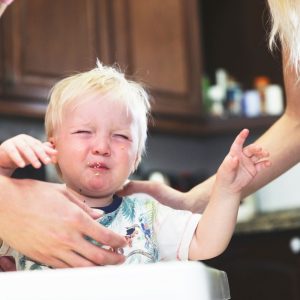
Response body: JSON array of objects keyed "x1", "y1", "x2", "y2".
[
  {"x1": 242, "y1": 90, "x2": 261, "y2": 117},
  {"x1": 225, "y1": 77, "x2": 243, "y2": 116},
  {"x1": 207, "y1": 84, "x2": 226, "y2": 117},
  {"x1": 206, "y1": 68, "x2": 228, "y2": 117},
  {"x1": 265, "y1": 84, "x2": 284, "y2": 116},
  {"x1": 254, "y1": 76, "x2": 270, "y2": 115}
]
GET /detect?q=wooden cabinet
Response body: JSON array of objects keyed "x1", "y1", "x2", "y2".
[
  {"x1": 0, "y1": 0, "x2": 202, "y2": 119},
  {"x1": 1, "y1": 0, "x2": 109, "y2": 100},
  {"x1": 205, "y1": 230, "x2": 300, "y2": 300}
]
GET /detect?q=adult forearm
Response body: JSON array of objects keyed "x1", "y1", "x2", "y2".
[
  {"x1": 242, "y1": 114, "x2": 300, "y2": 196},
  {"x1": 0, "y1": 176, "x2": 21, "y2": 245},
  {"x1": 0, "y1": 175, "x2": 21, "y2": 215},
  {"x1": 186, "y1": 176, "x2": 215, "y2": 213}
]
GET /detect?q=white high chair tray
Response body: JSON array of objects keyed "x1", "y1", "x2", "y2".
[{"x1": 0, "y1": 261, "x2": 230, "y2": 300}]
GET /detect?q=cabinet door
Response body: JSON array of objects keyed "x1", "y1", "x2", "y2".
[
  {"x1": 221, "y1": 258, "x2": 300, "y2": 300},
  {"x1": 1, "y1": 0, "x2": 203, "y2": 121},
  {"x1": 206, "y1": 231, "x2": 300, "y2": 300},
  {"x1": 111, "y1": 0, "x2": 203, "y2": 117},
  {"x1": 1, "y1": 0, "x2": 112, "y2": 101}
]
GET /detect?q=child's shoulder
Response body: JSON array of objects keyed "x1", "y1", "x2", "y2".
[
  {"x1": 123, "y1": 193, "x2": 157, "y2": 202},
  {"x1": 123, "y1": 193, "x2": 157, "y2": 205}
]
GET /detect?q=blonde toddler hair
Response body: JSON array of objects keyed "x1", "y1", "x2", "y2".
[{"x1": 268, "y1": 0, "x2": 300, "y2": 74}]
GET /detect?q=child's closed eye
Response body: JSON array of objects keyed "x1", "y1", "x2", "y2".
[
  {"x1": 114, "y1": 134, "x2": 130, "y2": 140},
  {"x1": 72, "y1": 130, "x2": 92, "y2": 135}
]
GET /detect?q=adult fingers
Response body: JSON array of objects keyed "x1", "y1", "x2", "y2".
[
  {"x1": 81, "y1": 217, "x2": 127, "y2": 249},
  {"x1": 66, "y1": 239, "x2": 125, "y2": 267},
  {"x1": 53, "y1": 250, "x2": 95, "y2": 268},
  {"x1": 0, "y1": 256, "x2": 16, "y2": 272},
  {"x1": 31, "y1": 253, "x2": 70, "y2": 269},
  {"x1": 63, "y1": 189, "x2": 103, "y2": 220},
  {"x1": 117, "y1": 180, "x2": 158, "y2": 197},
  {"x1": 36, "y1": 250, "x2": 95, "y2": 269}
]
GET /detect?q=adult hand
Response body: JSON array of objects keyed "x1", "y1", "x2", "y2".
[
  {"x1": 0, "y1": 256, "x2": 16, "y2": 271},
  {"x1": 118, "y1": 180, "x2": 197, "y2": 211},
  {"x1": 0, "y1": 176, "x2": 127, "y2": 268}
]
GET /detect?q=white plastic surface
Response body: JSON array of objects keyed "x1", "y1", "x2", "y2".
[
  {"x1": 256, "y1": 163, "x2": 300, "y2": 212},
  {"x1": 0, "y1": 261, "x2": 230, "y2": 300}
]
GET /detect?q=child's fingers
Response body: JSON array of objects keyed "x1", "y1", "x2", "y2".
[
  {"x1": 42, "y1": 142, "x2": 58, "y2": 163},
  {"x1": 16, "y1": 137, "x2": 56, "y2": 167},
  {"x1": 244, "y1": 144, "x2": 269, "y2": 161},
  {"x1": 230, "y1": 156, "x2": 239, "y2": 169},
  {"x1": 31, "y1": 146, "x2": 53, "y2": 166},
  {"x1": 230, "y1": 129, "x2": 249, "y2": 152},
  {"x1": 223, "y1": 154, "x2": 239, "y2": 172},
  {"x1": 219, "y1": 155, "x2": 240, "y2": 184},
  {"x1": 243, "y1": 144, "x2": 261, "y2": 157},
  {"x1": 255, "y1": 160, "x2": 271, "y2": 172},
  {"x1": 3, "y1": 143, "x2": 27, "y2": 168},
  {"x1": 0, "y1": 135, "x2": 57, "y2": 169},
  {"x1": 15, "y1": 141, "x2": 42, "y2": 168},
  {"x1": 43, "y1": 140, "x2": 57, "y2": 149},
  {"x1": 250, "y1": 151, "x2": 270, "y2": 164},
  {"x1": 11, "y1": 135, "x2": 47, "y2": 168}
]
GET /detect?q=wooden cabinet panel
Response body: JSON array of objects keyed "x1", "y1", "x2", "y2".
[
  {"x1": 23, "y1": 0, "x2": 95, "y2": 75},
  {"x1": 111, "y1": 0, "x2": 203, "y2": 116},
  {"x1": 129, "y1": 0, "x2": 188, "y2": 94},
  {"x1": 205, "y1": 230, "x2": 300, "y2": 300},
  {"x1": 1, "y1": 0, "x2": 111, "y2": 100}
]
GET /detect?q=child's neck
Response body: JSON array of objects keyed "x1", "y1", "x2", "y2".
[{"x1": 64, "y1": 185, "x2": 114, "y2": 208}]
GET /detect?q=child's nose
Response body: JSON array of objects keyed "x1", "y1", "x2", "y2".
[{"x1": 91, "y1": 136, "x2": 111, "y2": 156}]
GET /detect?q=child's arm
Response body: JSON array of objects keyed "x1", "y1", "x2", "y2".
[
  {"x1": 0, "y1": 134, "x2": 57, "y2": 177},
  {"x1": 189, "y1": 129, "x2": 270, "y2": 260}
]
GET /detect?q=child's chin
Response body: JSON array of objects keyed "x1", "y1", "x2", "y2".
[{"x1": 86, "y1": 182, "x2": 113, "y2": 196}]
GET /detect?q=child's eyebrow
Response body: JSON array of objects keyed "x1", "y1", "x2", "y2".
[{"x1": 69, "y1": 119, "x2": 94, "y2": 127}]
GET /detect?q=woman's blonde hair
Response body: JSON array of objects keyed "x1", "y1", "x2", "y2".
[
  {"x1": 268, "y1": 0, "x2": 300, "y2": 74},
  {"x1": 45, "y1": 60, "x2": 151, "y2": 168}
]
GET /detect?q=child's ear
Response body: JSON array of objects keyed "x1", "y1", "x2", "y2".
[{"x1": 48, "y1": 137, "x2": 56, "y2": 149}]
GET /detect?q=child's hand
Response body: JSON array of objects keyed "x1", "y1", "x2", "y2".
[
  {"x1": 217, "y1": 129, "x2": 270, "y2": 193},
  {"x1": 0, "y1": 134, "x2": 57, "y2": 172}
]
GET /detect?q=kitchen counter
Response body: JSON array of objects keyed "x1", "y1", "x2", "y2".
[{"x1": 235, "y1": 208, "x2": 300, "y2": 235}]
